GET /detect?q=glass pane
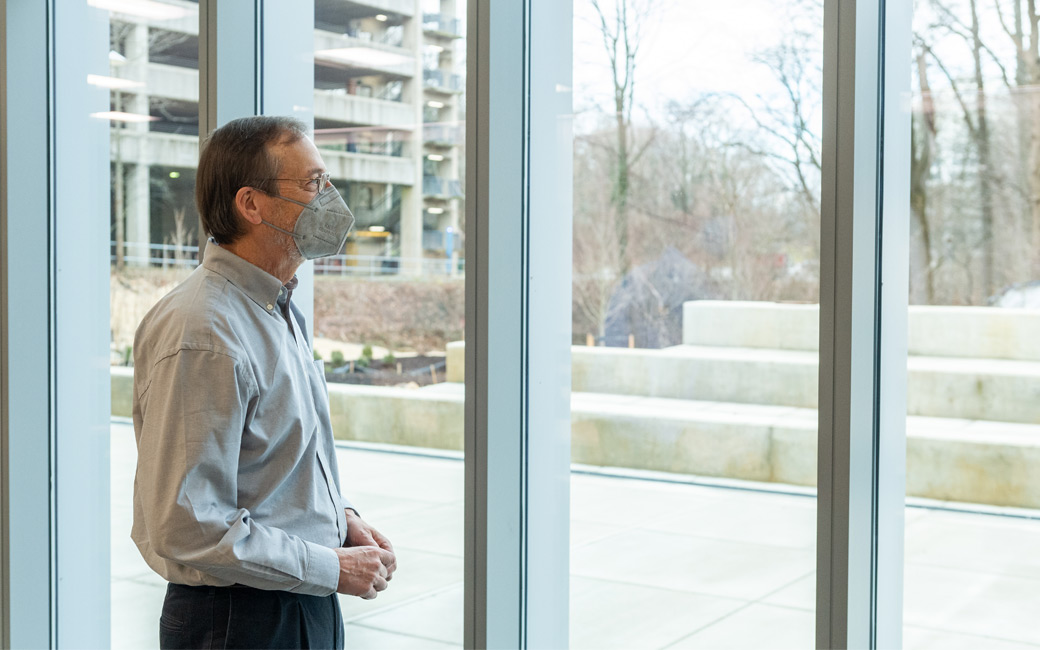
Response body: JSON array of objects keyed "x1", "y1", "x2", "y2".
[
  {"x1": 570, "y1": 1, "x2": 821, "y2": 647},
  {"x1": 905, "y1": 1, "x2": 1040, "y2": 646},
  {"x1": 101, "y1": 1, "x2": 202, "y2": 647},
  {"x1": 312, "y1": 0, "x2": 466, "y2": 646}
]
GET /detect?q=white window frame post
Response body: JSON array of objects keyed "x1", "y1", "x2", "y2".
[
  {"x1": 464, "y1": 0, "x2": 573, "y2": 647},
  {"x1": 198, "y1": 0, "x2": 315, "y2": 330},
  {"x1": 259, "y1": 0, "x2": 316, "y2": 331},
  {"x1": 816, "y1": 0, "x2": 911, "y2": 647},
  {"x1": 2, "y1": 1, "x2": 111, "y2": 647},
  {"x1": 1, "y1": 3, "x2": 56, "y2": 645},
  {"x1": 199, "y1": 0, "x2": 261, "y2": 265}
]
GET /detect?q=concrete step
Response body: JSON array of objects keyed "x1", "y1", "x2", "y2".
[
  {"x1": 573, "y1": 392, "x2": 1040, "y2": 509},
  {"x1": 572, "y1": 345, "x2": 1040, "y2": 425},
  {"x1": 572, "y1": 345, "x2": 819, "y2": 409},
  {"x1": 110, "y1": 369, "x2": 1040, "y2": 509},
  {"x1": 683, "y1": 300, "x2": 1040, "y2": 362}
]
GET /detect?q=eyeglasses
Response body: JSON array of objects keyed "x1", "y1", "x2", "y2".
[{"x1": 263, "y1": 171, "x2": 332, "y2": 195}]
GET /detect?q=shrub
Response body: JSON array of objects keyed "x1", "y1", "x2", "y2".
[{"x1": 329, "y1": 350, "x2": 346, "y2": 368}]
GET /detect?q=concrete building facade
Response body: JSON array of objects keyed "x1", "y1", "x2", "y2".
[{"x1": 107, "y1": 0, "x2": 465, "y2": 274}]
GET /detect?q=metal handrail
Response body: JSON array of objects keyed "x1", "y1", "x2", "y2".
[{"x1": 109, "y1": 242, "x2": 465, "y2": 277}]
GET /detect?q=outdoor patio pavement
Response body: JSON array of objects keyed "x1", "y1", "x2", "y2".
[{"x1": 111, "y1": 420, "x2": 1040, "y2": 649}]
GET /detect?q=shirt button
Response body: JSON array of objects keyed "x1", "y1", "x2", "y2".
[{"x1": 267, "y1": 303, "x2": 274, "y2": 311}]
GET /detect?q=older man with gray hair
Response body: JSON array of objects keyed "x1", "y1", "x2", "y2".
[{"x1": 132, "y1": 115, "x2": 396, "y2": 649}]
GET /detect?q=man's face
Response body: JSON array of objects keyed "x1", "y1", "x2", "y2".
[{"x1": 262, "y1": 135, "x2": 330, "y2": 260}]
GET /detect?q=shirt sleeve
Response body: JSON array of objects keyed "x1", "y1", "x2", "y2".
[{"x1": 134, "y1": 347, "x2": 340, "y2": 596}]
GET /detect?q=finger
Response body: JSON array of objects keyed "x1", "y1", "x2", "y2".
[
  {"x1": 378, "y1": 549, "x2": 396, "y2": 568},
  {"x1": 377, "y1": 563, "x2": 387, "y2": 579},
  {"x1": 361, "y1": 586, "x2": 378, "y2": 600},
  {"x1": 381, "y1": 552, "x2": 397, "y2": 576},
  {"x1": 348, "y1": 529, "x2": 376, "y2": 548},
  {"x1": 373, "y1": 576, "x2": 389, "y2": 592},
  {"x1": 374, "y1": 532, "x2": 394, "y2": 553}
]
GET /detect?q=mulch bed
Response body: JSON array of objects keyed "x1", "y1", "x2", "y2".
[{"x1": 325, "y1": 355, "x2": 447, "y2": 387}]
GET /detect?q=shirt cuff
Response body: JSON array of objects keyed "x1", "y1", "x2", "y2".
[{"x1": 296, "y1": 542, "x2": 340, "y2": 596}]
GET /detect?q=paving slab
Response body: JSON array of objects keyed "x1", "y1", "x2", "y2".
[
  {"x1": 571, "y1": 528, "x2": 815, "y2": 601},
  {"x1": 903, "y1": 626, "x2": 1040, "y2": 650},
  {"x1": 904, "y1": 563, "x2": 1040, "y2": 646},
  {"x1": 351, "y1": 584, "x2": 463, "y2": 645},
  {"x1": 570, "y1": 576, "x2": 745, "y2": 649},
  {"x1": 761, "y1": 573, "x2": 815, "y2": 611},
  {"x1": 343, "y1": 624, "x2": 459, "y2": 649},
  {"x1": 664, "y1": 603, "x2": 814, "y2": 649},
  {"x1": 111, "y1": 421, "x2": 1040, "y2": 649},
  {"x1": 375, "y1": 501, "x2": 464, "y2": 558},
  {"x1": 338, "y1": 549, "x2": 462, "y2": 623},
  {"x1": 641, "y1": 490, "x2": 816, "y2": 550},
  {"x1": 905, "y1": 509, "x2": 1040, "y2": 580}
]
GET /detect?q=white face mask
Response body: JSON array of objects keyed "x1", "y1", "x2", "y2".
[{"x1": 261, "y1": 184, "x2": 356, "y2": 260}]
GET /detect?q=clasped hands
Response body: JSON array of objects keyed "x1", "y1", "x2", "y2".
[{"x1": 335, "y1": 509, "x2": 397, "y2": 599}]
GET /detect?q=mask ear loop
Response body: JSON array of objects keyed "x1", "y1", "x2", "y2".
[
  {"x1": 260, "y1": 219, "x2": 301, "y2": 239},
  {"x1": 255, "y1": 190, "x2": 311, "y2": 240}
]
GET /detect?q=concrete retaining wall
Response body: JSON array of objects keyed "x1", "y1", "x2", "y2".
[
  {"x1": 108, "y1": 300, "x2": 1040, "y2": 509},
  {"x1": 111, "y1": 369, "x2": 1040, "y2": 508},
  {"x1": 683, "y1": 300, "x2": 1040, "y2": 361},
  {"x1": 571, "y1": 346, "x2": 819, "y2": 409}
]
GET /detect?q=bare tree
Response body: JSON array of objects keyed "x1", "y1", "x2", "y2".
[
  {"x1": 994, "y1": 0, "x2": 1040, "y2": 276},
  {"x1": 722, "y1": 39, "x2": 823, "y2": 220},
  {"x1": 573, "y1": 131, "x2": 625, "y2": 342},
  {"x1": 589, "y1": 0, "x2": 657, "y2": 275},
  {"x1": 911, "y1": 44, "x2": 938, "y2": 303},
  {"x1": 923, "y1": 0, "x2": 1000, "y2": 296},
  {"x1": 167, "y1": 207, "x2": 195, "y2": 267}
]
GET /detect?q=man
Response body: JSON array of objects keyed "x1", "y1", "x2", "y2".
[{"x1": 132, "y1": 115, "x2": 396, "y2": 649}]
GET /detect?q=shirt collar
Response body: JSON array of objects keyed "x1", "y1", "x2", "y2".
[{"x1": 202, "y1": 238, "x2": 294, "y2": 315}]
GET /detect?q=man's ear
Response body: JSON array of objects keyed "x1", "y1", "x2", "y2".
[{"x1": 234, "y1": 186, "x2": 265, "y2": 226}]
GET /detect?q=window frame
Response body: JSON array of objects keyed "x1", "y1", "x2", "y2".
[
  {"x1": 1, "y1": 1, "x2": 111, "y2": 647},
  {"x1": 816, "y1": 0, "x2": 910, "y2": 646},
  {"x1": 464, "y1": 0, "x2": 573, "y2": 646},
  {"x1": 0, "y1": 0, "x2": 915, "y2": 647}
]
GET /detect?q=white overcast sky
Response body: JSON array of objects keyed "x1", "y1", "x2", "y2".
[
  {"x1": 569, "y1": 0, "x2": 1018, "y2": 134},
  {"x1": 571, "y1": 0, "x2": 813, "y2": 132}
]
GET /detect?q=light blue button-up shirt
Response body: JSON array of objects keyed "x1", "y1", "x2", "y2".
[{"x1": 131, "y1": 242, "x2": 351, "y2": 596}]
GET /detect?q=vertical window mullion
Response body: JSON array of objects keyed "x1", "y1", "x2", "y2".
[
  {"x1": 465, "y1": 0, "x2": 572, "y2": 647},
  {"x1": 3, "y1": 1, "x2": 113, "y2": 647},
  {"x1": 258, "y1": 0, "x2": 315, "y2": 333},
  {"x1": 2, "y1": 2, "x2": 58, "y2": 646},
  {"x1": 197, "y1": 0, "x2": 260, "y2": 262},
  {"x1": 875, "y1": 0, "x2": 912, "y2": 647},
  {"x1": 524, "y1": 0, "x2": 572, "y2": 647},
  {"x1": 465, "y1": 0, "x2": 525, "y2": 645},
  {"x1": 53, "y1": 2, "x2": 111, "y2": 646},
  {"x1": 817, "y1": 0, "x2": 910, "y2": 646}
]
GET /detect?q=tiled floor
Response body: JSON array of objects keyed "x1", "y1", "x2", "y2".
[{"x1": 112, "y1": 421, "x2": 1040, "y2": 649}]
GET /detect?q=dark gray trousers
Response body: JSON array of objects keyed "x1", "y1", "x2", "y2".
[{"x1": 159, "y1": 583, "x2": 344, "y2": 650}]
